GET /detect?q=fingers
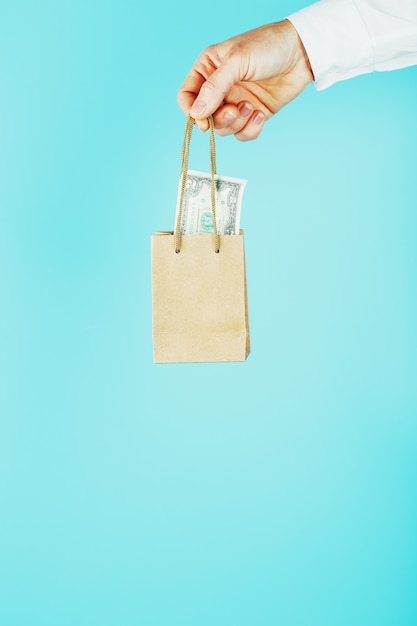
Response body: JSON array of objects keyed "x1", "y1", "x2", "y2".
[
  {"x1": 212, "y1": 102, "x2": 266, "y2": 141},
  {"x1": 212, "y1": 102, "x2": 252, "y2": 130},
  {"x1": 233, "y1": 111, "x2": 265, "y2": 141},
  {"x1": 178, "y1": 88, "x2": 267, "y2": 139}
]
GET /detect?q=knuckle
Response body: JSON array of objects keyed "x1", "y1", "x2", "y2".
[
  {"x1": 205, "y1": 44, "x2": 217, "y2": 56},
  {"x1": 201, "y1": 78, "x2": 218, "y2": 94},
  {"x1": 216, "y1": 127, "x2": 233, "y2": 137},
  {"x1": 236, "y1": 127, "x2": 261, "y2": 142}
]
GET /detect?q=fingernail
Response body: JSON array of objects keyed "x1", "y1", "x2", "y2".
[
  {"x1": 224, "y1": 110, "x2": 237, "y2": 122},
  {"x1": 239, "y1": 102, "x2": 253, "y2": 118},
  {"x1": 190, "y1": 100, "x2": 207, "y2": 116},
  {"x1": 252, "y1": 112, "x2": 264, "y2": 125}
]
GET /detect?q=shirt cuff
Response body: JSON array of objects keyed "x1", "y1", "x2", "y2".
[{"x1": 287, "y1": 0, "x2": 374, "y2": 90}]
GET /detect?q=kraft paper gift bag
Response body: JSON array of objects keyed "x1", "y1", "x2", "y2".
[{"x1": 151, "y1": 115, "x2": 250, "y2": 363}]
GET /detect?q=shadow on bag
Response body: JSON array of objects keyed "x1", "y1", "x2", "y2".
[{"x1": 151, "y1": 115, "x2": 250, "y2": 363}]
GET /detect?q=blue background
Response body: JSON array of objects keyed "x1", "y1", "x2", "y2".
[{"x1": 1, "y1": 1, "x2": 416, "y2": 624}]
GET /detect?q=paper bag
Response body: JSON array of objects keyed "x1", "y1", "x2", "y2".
[{"x1": 151, "y1": 115, "x2": 250, "y2": 363}]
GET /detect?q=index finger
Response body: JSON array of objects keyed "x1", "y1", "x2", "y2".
[
  {"x1": 177, "y1": 68, "x2": 211, "y2": 131},
  {"x1": 177, "y1": 68, "x2": 206, "y2": 114}
]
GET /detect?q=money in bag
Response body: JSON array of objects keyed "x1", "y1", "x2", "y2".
[{"x1": 151, "y1": 115, "x2": 250, "y2": 363}]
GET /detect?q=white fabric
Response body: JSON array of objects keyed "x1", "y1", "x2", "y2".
[{"x1": 288, "y1": 0, "x2": 417, "y2": 89}]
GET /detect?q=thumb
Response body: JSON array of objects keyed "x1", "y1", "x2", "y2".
[{"x1": 190, "y1": 60, "x2": 241, "y2": 120}]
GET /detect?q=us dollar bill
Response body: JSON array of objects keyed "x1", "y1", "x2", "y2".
[{"x1": 175, "y1": 169, "x2": 247, "y2": 235}]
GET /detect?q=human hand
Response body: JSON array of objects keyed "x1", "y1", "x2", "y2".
[{"x1": 177, "y1": 20, "x2": 313, "y2": 141}]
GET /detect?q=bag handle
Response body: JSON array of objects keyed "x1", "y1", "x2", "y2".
[{"x1": 174, "y1": 114, "x2": 219, "y2": 254}]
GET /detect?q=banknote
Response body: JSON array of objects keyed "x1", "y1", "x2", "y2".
[{"x1": 175, "y1": 169, "x2": 247, "y2": 235}]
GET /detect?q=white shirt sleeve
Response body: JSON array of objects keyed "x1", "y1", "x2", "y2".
[{"x1": 287, "y1": 0, "x2": 417, "y2": 90}]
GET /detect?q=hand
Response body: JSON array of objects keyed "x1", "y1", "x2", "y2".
[{"x1": 177, "y1": 20, "x2": 314, "y2": 141}]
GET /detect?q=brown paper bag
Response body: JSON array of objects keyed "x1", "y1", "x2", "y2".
[{"x1": 151, "y1": 116, "x2": 250, "y2": 363}]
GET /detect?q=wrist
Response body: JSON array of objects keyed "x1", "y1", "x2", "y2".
[{"x1": 283, "y1": 19, "x2": 314, "y2": 83}]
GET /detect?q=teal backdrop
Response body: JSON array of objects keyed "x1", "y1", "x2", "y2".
[{"x1": 1, "y1": 1, "x2": 416, "y2": 624}]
